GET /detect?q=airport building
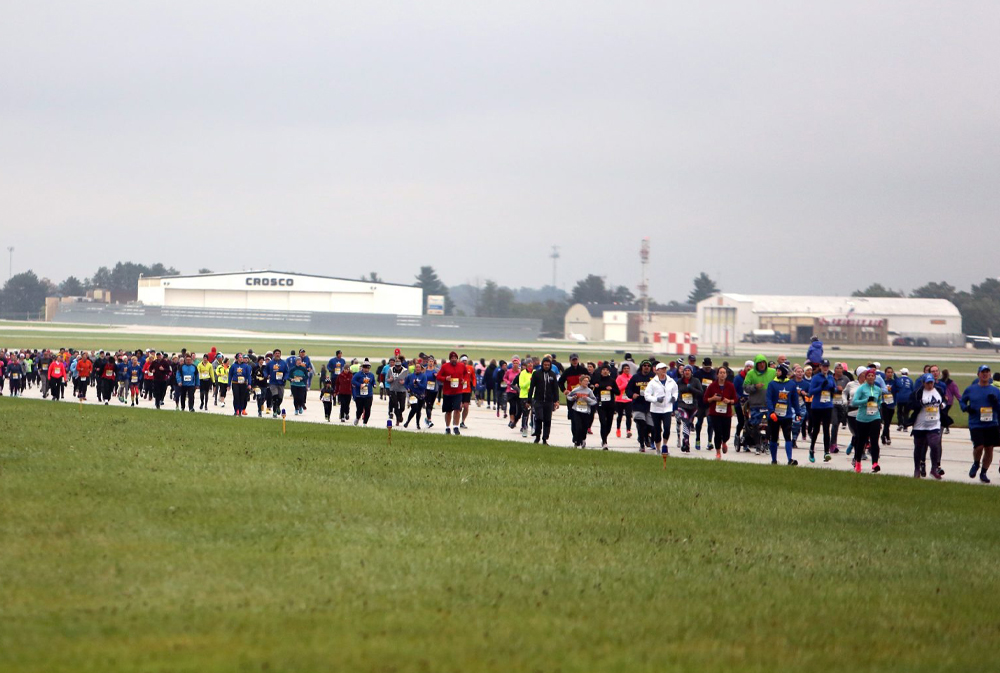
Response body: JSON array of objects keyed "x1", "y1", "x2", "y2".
[
  {"x1": 137, "y1": 270, "x2": 423, "y2": 316},
  {"x1": 564, "y1": 303, "x2": 697, "y2": 342},
  {"x1": 696, "y1": 294, "x2": 963, "y2": 347}
]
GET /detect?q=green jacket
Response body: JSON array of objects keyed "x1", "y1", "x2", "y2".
[{"x1": 742, "y1": 354, "x2": 775, "y2": 407}]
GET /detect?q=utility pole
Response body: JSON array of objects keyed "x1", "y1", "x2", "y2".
[
  {"x1": 550, "y1": 245, "x2": 560, "y2": 288},
  {"x1": 638, "y1": 238, "x2": 650, "y2": 344},
  {"x1": 6, "y1": 246, "x2": 12, "y2": 280}
]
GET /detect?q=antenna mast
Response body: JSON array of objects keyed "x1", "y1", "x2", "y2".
[
  {"x1": 638, "y1": 238, "x2": 650, "y2": 344},
  {"x1": 550, "y1": 245, "x2": 560, "y2": 288}
]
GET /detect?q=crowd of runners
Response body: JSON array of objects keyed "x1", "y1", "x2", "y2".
[{"x1": 1, "y1": 339, "x2": 999, "y2": 482}]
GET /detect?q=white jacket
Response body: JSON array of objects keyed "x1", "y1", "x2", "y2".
[{"x1": 644, "y1": 375, "x2": 679, "y2": 413}]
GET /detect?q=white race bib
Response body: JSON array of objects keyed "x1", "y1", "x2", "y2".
[
  {"x1": 360, "y1": 384, "x2": 369, "y2": 395},
  {"x1": 715, "y1": 401, "x2": 728, "y2": 414},
  {"x1": 322, "y1": 393, "x2": 332, "y2": 402},
  {"x1": 449, "y1": 378, "x2": 459, "y2": 388},
  {"x1": 883, "y1": 393, "x2": 894, "y2": 405},
  {"x1": 183, "y1": 375, "x2": 193, "y2": 383},
  {"x1": 575, "y1": 398, "x2": 589, "y2": 411},
  {"x1": 980, "y1": 407, "x2": 994, "y2": 423},
  {"x1": 275, "y1": 372, "x2": 283, "y2": 381},
  {"x1": 924, "y1": 406, "x2": 939, "y2": 422},
  {"x1": 130, "y1": 375, "x2": 138, "y2": 383},
  {"x1": 600, "y1": 390, "x2": 611, "y2": 402},
  {"x1": 334, "y1": 367, "x2": 341, "y2": 375},
  {"x1": 426, "y1": 381, "x2": 436, "y2": 391},
  {"x1": 820, "y1": 391, "x2": 831, "y2": 404},
  {"x1": 682, "y1": 393, "x2": 693, "y2": 405},
  {"x1": 866, "y1": 401, "x2": 879, "y2": 416},
  {"x1": 409, "y1": 395, "x2": 417, "y2": 404},
  {"x1": 775, "y1": 403, "x2": 788, "y2": 416},
  {"x1": 236, "y1": 376, "x2": 245, "y2": 384},
  {"x1": 11, "y1": 373, "x2": 20, "y2": 379}
]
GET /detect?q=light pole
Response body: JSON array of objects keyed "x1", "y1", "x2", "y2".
[{"x1": 6, "y1": 246, "x2": 12, "y2": 280}]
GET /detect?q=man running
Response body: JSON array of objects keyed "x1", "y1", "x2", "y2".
[
  {"x1": 436, "y1": 351, "x2": 467, "y2": 435},
  {"x1": 528, "y1": 357, "x2": 560, "y2": 445},
  {"x1": 959, "y1": 365, "x2": 1000, "y2": 484}
]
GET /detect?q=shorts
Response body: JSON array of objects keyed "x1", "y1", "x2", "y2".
[
  {"x1": 442, "y1": 394, "x2": 463, "y2": 413},
  {"x1": 969, "y1": 426, "x2": 1000, "y2": 447},
  {"x1": 462, "y1": 392, "x2": 472, "y2": 404}
]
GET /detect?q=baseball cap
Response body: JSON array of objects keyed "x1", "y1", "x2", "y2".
[
  {"x1": 655, "y1": 362, "x2": 668, "y2": 370},
  {"x1": 702, "y1": 357, "x2": 713, "y2": 366},
  {"x1": 820, "y1": 359, "x2": 830, "y2": 366},
  {"x1": 570, "y1": 353, "x2": 579, "y2": 360},
  {"x1": 979, "y1": 365, "x2": 991, "y2": 373},
  {"x1": 900, "y1": 367, "x2": 909, "y2": 374}
]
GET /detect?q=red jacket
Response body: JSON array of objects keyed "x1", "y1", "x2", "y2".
[
  {"x1": 334, "y1": 369, "x2": 353, "y2": 395},
  {"x1": 704, "y1": 381, "x2": 737, "y2": 417},
  {"x1": 48, "y1": 360, "x2": 66, "y2": 380},
  {"x1": 436, "y1": 362, "x2": 467, "y2": 396}
]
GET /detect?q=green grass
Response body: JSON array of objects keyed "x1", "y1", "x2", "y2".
[{"x1": 2, "y1": 399, "x2": 999, "y2": 672}]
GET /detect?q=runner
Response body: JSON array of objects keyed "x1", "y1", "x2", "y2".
[
  {"x1": 592, "y1": 363, "x2": 619, "y2": 450},
  {"x1": 567, "y1": 373, "x2": 597, "y2": 448},
  {"x1": 732, "y1": 360, "x2": 753, "y2": 451},
  {"x1": 790, "y1": 365, "x2": 810, "y2": 448},
  {"x1": 528, "y1": 357, "x2": 560, "y2": 445},
  {"x1": 289, "y1": 357, "x2": 309, "y2": 415},
  {"x1": 625, "y1": 360, "x2": 654, "y2": 452},
  {"x1": 435, "y1": 351, "x2": 467, "y2": 435},
  {"x1": 320, "y1": 377, "x2": 335, "y2": 421},
  {"x1": 741, "y1": 355, "x2": 775, "y2": 455},
  {"x1": 902, "y1": 374, "x2": 944, "y2": 479},
  {"x1": 504, "y1": 357, "x2": 522, "y2": 429},
  {"x1": 843, "y1": 366, "x2": 864, "y2": 456},
  {"x1": 267, "y1": 349, "x2": 289, "y2": 418},
  {"x1": 880, "y1": 365, "x2": 897, "y2": 445},
  {"x1": 766, "y1": 363, "x2": 800, "y2": 465},
  {"x1": 403, "y1": 362, "x2": 428, "y2": 429},
  {"x1": 614, "y1": 363, "x2": 633, "y2": 439},
  {"x1": 76, "y1": 353, "x2": 93, "y2": 401},
  {"x1": 694, "y1": 358, "x2": 716, "y2": 450},
  {"x1": 851, "y1": 367, "x2": 884, "y2": 473},
  {"x1": 959, "y1": 365, "x2": 1000, "y2": 483},
  {"x1": 517, "y1": 359, "x2": 534, "y2": 438},
  {"x1": 230, "y1": 353, "x2": 252, "y2": 416},
  {"x1": 892, "y1": 367, "x2": 914, "y2": 432},
  {"x1": 423, "y1": 356, "x2": 439, "y2": 428},
  {"x1": 644, "y1": 362, "x2": 678, "y2": 455},
  {"x1": 197, "y1": 353, "x2": 215, "y2": 410},
  {"x1": 460, "y1": 355, "x2": 475, "y2": 429},
  {"x1": 253, "y1": 356, "x2": 270, "y2": 417},
  {"x1": 386, "y1": 359, "x2": 408, "y2": 425},
  {"x1": 176, "y1": 355, "x2": 199, "y2": 412},
  {"x1": 807, "y1": 359, "x2": 836, "y2": 463},
  {"x1": 351, "y1": 361, "x2": 376, "y2": 425},
  {"x1": 127, "y1": 356, "x2": 142, "y2": 406},
  {"x1": 704, "y1": 366, "x2": 737, "y2": 459}
]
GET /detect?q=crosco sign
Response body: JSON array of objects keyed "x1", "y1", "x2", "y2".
[{"x1": 246, "y1": 277, "x2": 295, "y2": 287}]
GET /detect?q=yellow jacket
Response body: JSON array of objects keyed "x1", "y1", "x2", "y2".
[
  {"x1": 197, "y1": 361, "x2": 215, "y2": 382},
  {"x1": 214, "y1": 363, "x2": 229, "y2": 384}
]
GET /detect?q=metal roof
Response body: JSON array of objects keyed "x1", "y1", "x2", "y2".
[
  {"x1": 139, "y1": 270, "x2": 417, "y2": 289},
  {"x1": 709, "y1": 293, "x2": 961, "y2": 317}
]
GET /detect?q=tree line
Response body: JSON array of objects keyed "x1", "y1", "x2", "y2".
[{"x1": 853, "y1": 280, "x2": 1000, "y2": 336}]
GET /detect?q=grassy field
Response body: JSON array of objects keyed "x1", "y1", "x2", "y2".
[{"x1": 2, "y1": 399, "x2": 999, "y2": 672}]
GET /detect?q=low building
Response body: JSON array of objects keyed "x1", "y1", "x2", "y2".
[
  {"x1": 137, "y1": 270, "x2": 423, "y2": 316},
  {"x1": 564, "y1": 303, "x2": 697, "y2": 342},
  {"x1": 696, "y1": 293, "x2": 962, "y2": 347}
]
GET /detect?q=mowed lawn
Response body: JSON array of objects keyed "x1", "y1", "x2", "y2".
[{"x1": 1, "y1": 399, "x2": 998, "y2": 673}]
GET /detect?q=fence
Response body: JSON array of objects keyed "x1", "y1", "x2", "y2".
[{"x1": 53, "y1": 303, "x2": 542, "y2": 342}]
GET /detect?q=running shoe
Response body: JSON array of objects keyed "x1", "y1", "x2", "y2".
[
  {"x1": 640, "y1": 447, "x2": 645, "y2": 453},
  {"x1": 695, "y1": 441, "x2": 701, "y2": 451},
  {"x1": 980, "y1": 471, "x2": 991, "y2": 484},
  {"x1": 460, "y1": 423, "x2": 468, "y2": 429},
  {"x1": 453, "y1": 427, "x2": 461, "y2": 436},
  {"x1": 931, "y1": 468, "x2": 943, "y2": 480},
  {"x1": 602, "y1": 444, "x2": 608, "y2": 451},
  {"x1": 823, "y1": 453, "x2": 831, "y2": 462},
  {"x1": 846, "y1": 444, "x2": 853, "y2": 456},
  {"x1": 854, "y1": 459, "x2": 862, "y2": 474},
  {"x1": 809, "y1": 451, "x2": 815, "y2": 463},
  {"x1": 788, "y1": 459, "x2": 798, "y2": 466},
  {"x1": 708, "y1": 443, "x2": 714, "y2": 451},
  {"x1": 919, "y1": 462, "x2": 927, "y2": 478},
  {"x1": 446, "y1": 427, "x2": 452, "y2": 435},
  {"x1": 970, "y1": 462, "x2": 980, "y2": 478},
  {"x1": 626, "y1": 431, "x2": 632, "y2": 439},
  {"x1": 616, "y1": 429, "x2": 621, "y2": 438},
  {"x1": 872, "y1": 463, "x2": 881, "y2": 473}
]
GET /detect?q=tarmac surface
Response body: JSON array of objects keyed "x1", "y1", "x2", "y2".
[{"x1": 12, "y1": 379, "x2": 998, "y2": 488}]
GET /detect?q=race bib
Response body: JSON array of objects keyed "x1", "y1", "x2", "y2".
[
  {"x1": 426, "y1": 381, "x2": 436, "y2": 391},
  {"x1": 575, "y1": 398, "x2": 589, "y2": 411},
  {"x1": 409, "y1": 395, "x2": 417, "y2": 404},
  {"x1": 702, "y1": 378, "x2": 711, "y2": 387},
  {"x1": 322, "y1": 393, "x2": 332, "y2": 402},
  {"x1": 41, "y1": 365, "x2": 48, "y2": 371},
  {"x1": 450, "y1": 378, "x2": 459, "y2": 388},
  {"x1": 275, "y1": 372, "x2": 283, "y2": 381},
  {"x1": 980, "y1": 407, "x2": 994, "y2": 423},
  {"x1": 638, "y1": 382, "x2": 647, "y2": 392},
  {"x1": 820, "y1": 391, "x2": 831, "y2": 404},
  {"x1": 130, "y1": 375, "x2": 138, "y2": 383},
  {"x1": 775, "y1": 403, "x2": 788, "y2": 416},
  {"x1": 183, "y1": 375, "x2": 193, "y2": 383},
  {"x1": 601, "y1": 390, "x2": 611, "y2": 402},
  {"x1": 334, "y1": 367, "x2": 341, "y2": 375},
  {"x1": 924, "y1": 406, "x2": 939, "y2": 422},
  {"x1": 715, "y1": 401, "x2": 728, "y2": 414},
  {"x1": 883, "y1": 393, "x2": 894, "y2": 405},
  {"x1": 11, "y1": 373, "x2": 19, "y2": 379},
  {"x1": 360, "y1": 384, "x2": 369, "y2": 395},
  {"x1": 293, "y1": 376, "x2": 302, "y2": 383},
  {"x1": 236, "y1": 376, "x2": 245, "y2": 384},
  {"x1": 682, "y1": 393, "x2": 693, "y2": 405},
  {"x1": 866, "y1": 401, "x2": 878, "y2": 416}
]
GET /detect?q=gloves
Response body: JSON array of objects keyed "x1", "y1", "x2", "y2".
[
  {"x1": 769, "y1": 412, "x2": 778, "y2": 422},
  {"x1": 657, "y1": 396, "x2": 665, "y2": 403}
]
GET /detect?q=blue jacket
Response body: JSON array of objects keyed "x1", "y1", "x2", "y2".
[
  {"x1": 766, "y1": 378, "x2": 801, "y2": 419},
  {"x1": 229, "y1": 362, "x2": 252, "y2": 385},
  {"x1": 733, "y1": 372, "x2": 746, "y2": 399},
  {"x1": 267, "y1": 359, "x2": 289, "y2": 386},
  {"x1": 891, "y1": 375, "x2": 914, "y2": 406},
  {"x1": 327, "y1": 357, "x2": 346, "y2": 376},
  {"x1": 808, "y1": 372, "x2": 838, "y2": 410},
  {"x1": 352, "y1": 371, "x2": 375, "y2": 398},
  {"x1": 116, "y1": 361, "x2": 130, "y2": 381},
  {"x1": 176, "y1": 363, "x2": 199, "y2": 387},
  {"x1": 405, "y1": 371, "x2": 429, "y2": 398},
  {"x1": 128, "y1": 363, "x2": 143, "y2": 383},
  {"x1": 806, "y1": 340, "x2": 823, "y2": 364},
  {"x1": 959, "y1": 382, "x2": 1000, "y2": 429}
]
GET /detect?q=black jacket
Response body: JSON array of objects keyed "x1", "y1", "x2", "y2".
[{"x1": 528, "y1": 368, "x2": 560, "y2": 405}]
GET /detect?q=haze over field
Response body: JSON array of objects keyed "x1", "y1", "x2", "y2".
[{"x1": 3, "y1": 2, "x2": 999, "y2": 301}]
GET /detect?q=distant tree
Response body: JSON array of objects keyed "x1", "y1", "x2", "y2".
[
  {"x1": 852, "y1": 283, "x2": 904, "y2": 298},
  {"x1": 414, "y1": 266, "x2": 453, "y2": 315},
  {"x1": 571, "y1": 274, "x2": 610, "y2": 304},
  {"x1": 148, "y1": 263, "x2": 180, "y2": 277},
  {"x1": 360, "y1": 271, "x2": 383, "y2": 283},
  {"x1": 609, "y1": 285, "x2": 635, "y2": 304},
  {"x1": 687, "y1": 273, "x2": 719, "y2": 304},
  {"x1": 476, "y1": 280, "x2": 516, "y2": 317},
  {"x1": 84, "y1": 262, "x2": 180, "y2": 302},
  {"x1": 0, "y1": 271, "x2": 48, "y2": 318},
  {"x1": 910, "y1": 281, "x2": 957, "y2": 302},
  {"x1": 59, "y1": 276, "x2": 85, "y2": 297},
  {"x1": 198, "y1": 268, "x2": 213, "y2": 274}
]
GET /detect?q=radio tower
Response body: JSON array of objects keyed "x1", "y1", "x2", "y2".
[
  {"x1": 550, "y1": 245, "x2": 560, "y2": 288},
  {"x1": 638, "y1": 238, "x2": 650, "y2": 344}
]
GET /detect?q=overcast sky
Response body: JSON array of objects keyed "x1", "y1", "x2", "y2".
[{"x1": 3, "y1": 1, "x2": 999, "y2": 302}]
